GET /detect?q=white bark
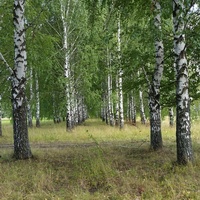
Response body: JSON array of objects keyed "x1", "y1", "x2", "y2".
[
  {"x1": 130, "y1": 92, "x2": 136, "y2": 124},
  {"x1": 115, "y1": 75, "x2": 119, "y2": 126},
  {"x1": 78, "y1": 95, "x2": 83, "y2": 124},
  {"x1": 149, "y1": 0, "x2": 164, "y2": 150},
  {"x1": 117, "y1": 13, "x2": 124, "y2": 129},
  {"x1": 173, "y1": 0, "x2": 193, "y2": 164},
  {"x1": 12, "y1": 0, "x2": 32, "y2": 159},
  {"x1": 139, "y1": 90, "x2": 146, "y2": 124},
  {"x1": 74, "y1": 94, "x2": 78, "y2": 125},
  {"x1": 60, "y1": 0, "x2": 72, "y2": 131},
  {"x1": 127, "y1": 94, "x2": 130, "y2": 122},
  {"x1": 107, "y1": 50, "x2": 115, "y2": 126},
  {"x1": 35, "y1": 73, "x2": 40, "y2": 127},
  {"x1": 27, "y1": 67, "x2": 33, "y2": 127}
]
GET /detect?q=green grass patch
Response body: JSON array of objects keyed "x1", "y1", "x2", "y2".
[{"x1": 0, "y1": 118, "x2": 200, "y2": 199}]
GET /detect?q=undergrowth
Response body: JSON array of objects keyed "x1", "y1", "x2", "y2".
[{"x1": 0, "y1": 118, "x2": 200, "y2": 199}]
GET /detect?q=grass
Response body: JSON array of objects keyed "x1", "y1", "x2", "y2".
[{"x1": 0, "y1": 118, "x2": 200, "y2": 199}]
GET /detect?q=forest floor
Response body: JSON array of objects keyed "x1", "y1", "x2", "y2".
[{"x1": 0, "y1": 118, "x2": 200, "y2": 200}]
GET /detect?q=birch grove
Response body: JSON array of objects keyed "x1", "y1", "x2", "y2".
[{"x1": 0, "y1": 0, "x2": 200, "y2": 165}]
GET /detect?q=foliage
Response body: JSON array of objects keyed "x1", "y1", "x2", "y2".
[{"x1": 1, "y1": 0, "x2": 200, "y2": 119}]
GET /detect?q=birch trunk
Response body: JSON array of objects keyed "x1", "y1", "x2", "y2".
[
  {"x1": 115, "y1": 75, "x2": 119, "y2": 126},
  {"x1": 27, "y1": 67, "x2": 33, "y2": 127},
  {"x1": 60, "y1": 0, "x2": 72, "y2": 131},
  {"x1": 130, "y1": 92, "x2": 136, "y2": 124},
  {"x1": 101, "y1": 94, "x2": 106, "y2": 122},
  {"x1": 70, "y1": 86, "x2": 75, "y2": 128},
  {"x1": 139, "y1": 90, "x2": 146, "y2": 124},
  {"x1": 35, "y1": 73, "x2": 40, "y2": 127},
  {"x1": 173, "y1": 0, "x2": 193, "y2": 164},
  {"x1": 74, "y1": 94, "x2": 78, "y2": 125},
  {"x1": 127, "y1": 94, "x2": 130, "y2": 122},
  {"x1": 117, "y1": 14, "x2": 124, "y2": 129},
  {"x1": 12, "y1": 0, "x2": 32, "y2": 159},
  {"x1": 107, "y1": 51, "x2": 114, "y2": 126},
  {"x1": 149, "y1": 0, "x2": 164, "y2": 150},
  {"x1": 78, "y1": 95, "x2": 83, "y2": 124},
  {"x1": 169, "y1": 107, "x2": 174, "y2": 127},
  {"x1": 82, "y1": 97, "x2": 87, "y2": 122}
]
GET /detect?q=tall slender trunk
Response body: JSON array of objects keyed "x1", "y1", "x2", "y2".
[
  {"x1": 27, "y1": 67, "x2": 33, "y2": 127},
  {"x1": 101, "y1": 94, "x2": 106, "y2": 122},
  {"x1": 173, "y1": 0, "x2": 193, "y2": 164},
  {"x1": 169, "y1": 107, "x2": 174, "y2": 127},
  {"x1": 127, "y1": 94, "x2": 130, "y2": 122},
  {"x1": 139, "y1": 90, "x2": 146, "y2": 124},
  {"x1": 70, "y1": 86, "x2": 75, "y2": 128},
  {"x1": 74, "y1": 92, "x2": 78, "y2": 126},
  {"x1": 107, "y1": 50, "x2": 114, "y2": 126},
  {"x1": 117, "y1": 13, "x2": 124, "y2": 129},
  {"x1": 115, "y1": 75, "x2": 119, "y2": 126},
  {"x1": 12, "y1": 0, "x2": 32, "y2": 159},
  {"x1": 130, "y1": 92, "x2": 136, "y2": 124},
  {"x1": 82, "y1": 97, "x2": 87, "y2": 122},
  {"x1": 149, "y1": 0, "x2": 164, "y2": 150},
  {"x1": 60, "y1": 0, "x2": 72, "y2": 131},
  {"x1": 35, "y1": 73, "x2": 40, "y2": 127}
]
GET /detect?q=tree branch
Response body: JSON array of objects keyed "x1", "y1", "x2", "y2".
[{"x1": 0, "y1": 52, "x2": 13, "y2": 75}]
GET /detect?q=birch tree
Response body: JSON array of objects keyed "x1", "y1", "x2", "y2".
[
  {"x1": 60, "y1": 0, "x2": 72, "y2": 131},
  {"x1": 173, "y1": 0, "x2": 193, "y2": 164},
  {"x1": 35, "y1": 73, "x2": 40, "y2": 127},
  {"x1": 107, "y1": 50, "x2": 115, "y2": 126},
  {"x1": 12, "y1": 0, "x2": 32, "y2": 159},
  {"x1": 149, "y1": 0, "x2": 164, "y2": 150},
  {"x1": 117, "y1": 12, "x2": 124, "y2": 129},
  {"x1": 115, "y1": 76, "x2": 119, "y2": 126},
  {"x1": 27, "y1": 67, "x2": 33, "y2": 127},
  {"x1": 128, "y1": 92, "x2": 136, "y2": 125},
  {"x1": 169, "y1": 107, "x2": 174, "y2": 127},
  {"x1": 139, "y1": 90, "x2": 146, "y2": 124}
]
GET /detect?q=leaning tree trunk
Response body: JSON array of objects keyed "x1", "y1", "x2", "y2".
[
  {"x1": 117, "y1": 13, "x2": 124, "y2": 129},
  {"x1": 12, "y1": 0, "x2": 32, "y2": 159},
  {"x1": 149, "y1": 0, "x2": 164, "y2": 150},
  {"x1": 173, "y1": 0, "x2": 193, "y2": 164}
]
